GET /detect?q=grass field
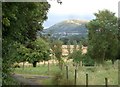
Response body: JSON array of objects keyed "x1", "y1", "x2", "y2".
[{"x1": 14, "y1": 60, "x2": 119, "y2": 85}]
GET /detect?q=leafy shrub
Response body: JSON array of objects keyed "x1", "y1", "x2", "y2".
[
  {"x1": 52, "y1": 71, "x2": 74, "y2": 85},
  {"x1": 52, "y1": 71, "x2": 64, "y2": 85},
  {"x1": 82, "y1": 54, "x2": 95, "y2": 66}
]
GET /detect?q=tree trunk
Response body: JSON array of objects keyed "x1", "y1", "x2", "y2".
[
  {"x1": 44, "y1": 61, "x2": 45, "y2": 66},
  {"x1": 33, "y1": 61, "x2": 37, "y2": 67},
  {"x1": 52, "y1": 60, "x2": 54, "y2": 65},
  {"x1": 60, "y1": 64, "x2": 63, "y2": 70},
  {"x1": 59, "y1": 61, "x2": 63, "y2": 70},
  {"x1": 23, "y1": 62, "x2": 25, "y2": 70},
  {"x1": 111, "y1": 59, "x2": 115, "y2": 69},
  {"x1": 80, "y1": 61, "x2": 82, "y2": 66},
  {"x1": 111, "y1": 59, "x2": 115, "y2": 65}
]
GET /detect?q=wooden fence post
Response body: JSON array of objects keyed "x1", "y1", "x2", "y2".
[
  {"x1": 66, "y1": 65, "x2": 68, "y2": 80},
  {"x1": 86, "y1": 73, "x2": 88, "y2": 87},
  {"x1": 75, "y1": 69, "x2": 77, "y2": 85},
  {"x1": 44, "y1": 61, "x2": 45, "y2": 66},
  {"x1": 23, "y1": 62, "x2": 25, "y2": 70},
  {"x1": 105, "y1": 78, "x2": 108, "y2": 87}
]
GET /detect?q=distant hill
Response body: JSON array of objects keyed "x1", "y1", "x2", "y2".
[{"x1": 39, "y1": 19, "x2": 88, "y2": 44}]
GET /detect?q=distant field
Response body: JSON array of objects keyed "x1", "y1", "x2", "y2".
[{"x1": 14, "y1": 60, "x2": 119, "y2": 85}]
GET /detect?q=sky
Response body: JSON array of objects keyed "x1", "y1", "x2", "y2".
[{"x1": 43, "y1": 0, "x2": 119, "y2": 29}]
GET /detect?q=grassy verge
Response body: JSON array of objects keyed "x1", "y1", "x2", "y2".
[
  {"x1": 14, "y1": 64, "x2": 61, "y2": 76},
  {"x1": 14, "y1": 60, "x2": 118, "y2": 85}
]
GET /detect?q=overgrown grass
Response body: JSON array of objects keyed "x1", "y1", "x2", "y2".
[
  {"x1": 3, "y1": 75, "x2": 20, "y2": 86},
  {"x1": 14, "y1": 64, "x2": 61, "y2": 76},
  {"x1": 76, "y1": 66, "x2": 118, "y2": 85},
  {"x1": 14, "y1": 60, "x2": 119, "y2": 85}
]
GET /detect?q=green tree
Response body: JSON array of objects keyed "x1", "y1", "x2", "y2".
[
  {"x1": 51, "y1": 40, "x2": 63, "y2": 69},
  {"x1": 82, "y1": 53, "x2": 95, "y2": 66},
  {"x1": 15, "y1": 43, "x2": 30, "y2": 63},
  {"x1": 28, "y1": 38, "x2": 50, "y2": 67},
  {"x1": 69, "y1": 41, "x2": 83, "y2": 67},
  {"x1": 80, "y1": 37, "x2": 88, "y2": 47},
  {"x1": 2, "y1": 2, "x2": 50, "y2": 84},
  {"x1": 68, "y1": 49, "x2": 83, "y2": 67},
  {"x1": 73, "y1": 40, "x2": 77, "y2": 51},
  {"x1": 116, "y1": 18, "x2": 120, "y2": 60},
  {"x1": 87, "y1": 10, "x2": 118, "y2": 64},
  {"x1": 12, "y1": 42, "x2": 31, "y2": 69}
]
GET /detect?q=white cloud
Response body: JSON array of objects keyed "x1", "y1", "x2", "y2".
[
  {"x1": 44, "y1": 0, "x2": 119, "y2": 28},
  {"x1": 48, "y1": 0, "x2": 119, "y2": 16}
]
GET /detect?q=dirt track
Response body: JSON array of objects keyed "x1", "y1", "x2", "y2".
[{"x1": 12, "y1": 74, "x2": 52, "y2": 86}]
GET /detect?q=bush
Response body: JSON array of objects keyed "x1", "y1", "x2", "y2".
[
  {"x1": 52, "y1": 71, "x2": 74, "y2": 85},
  {"x1": 82, "y1": 54, "x2": 95, "y2": 66},
  {"x1": 52, "y1": 71, "x2": 64, "y2": 85}
]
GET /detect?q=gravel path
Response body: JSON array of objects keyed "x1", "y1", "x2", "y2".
[{"x1": 12, "y1": 74, "x2": 52, "y2": 86}]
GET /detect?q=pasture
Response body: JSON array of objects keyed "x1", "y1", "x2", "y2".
[{"x1": 14, "y1": 60, "x2": 119, "y2": 85}]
